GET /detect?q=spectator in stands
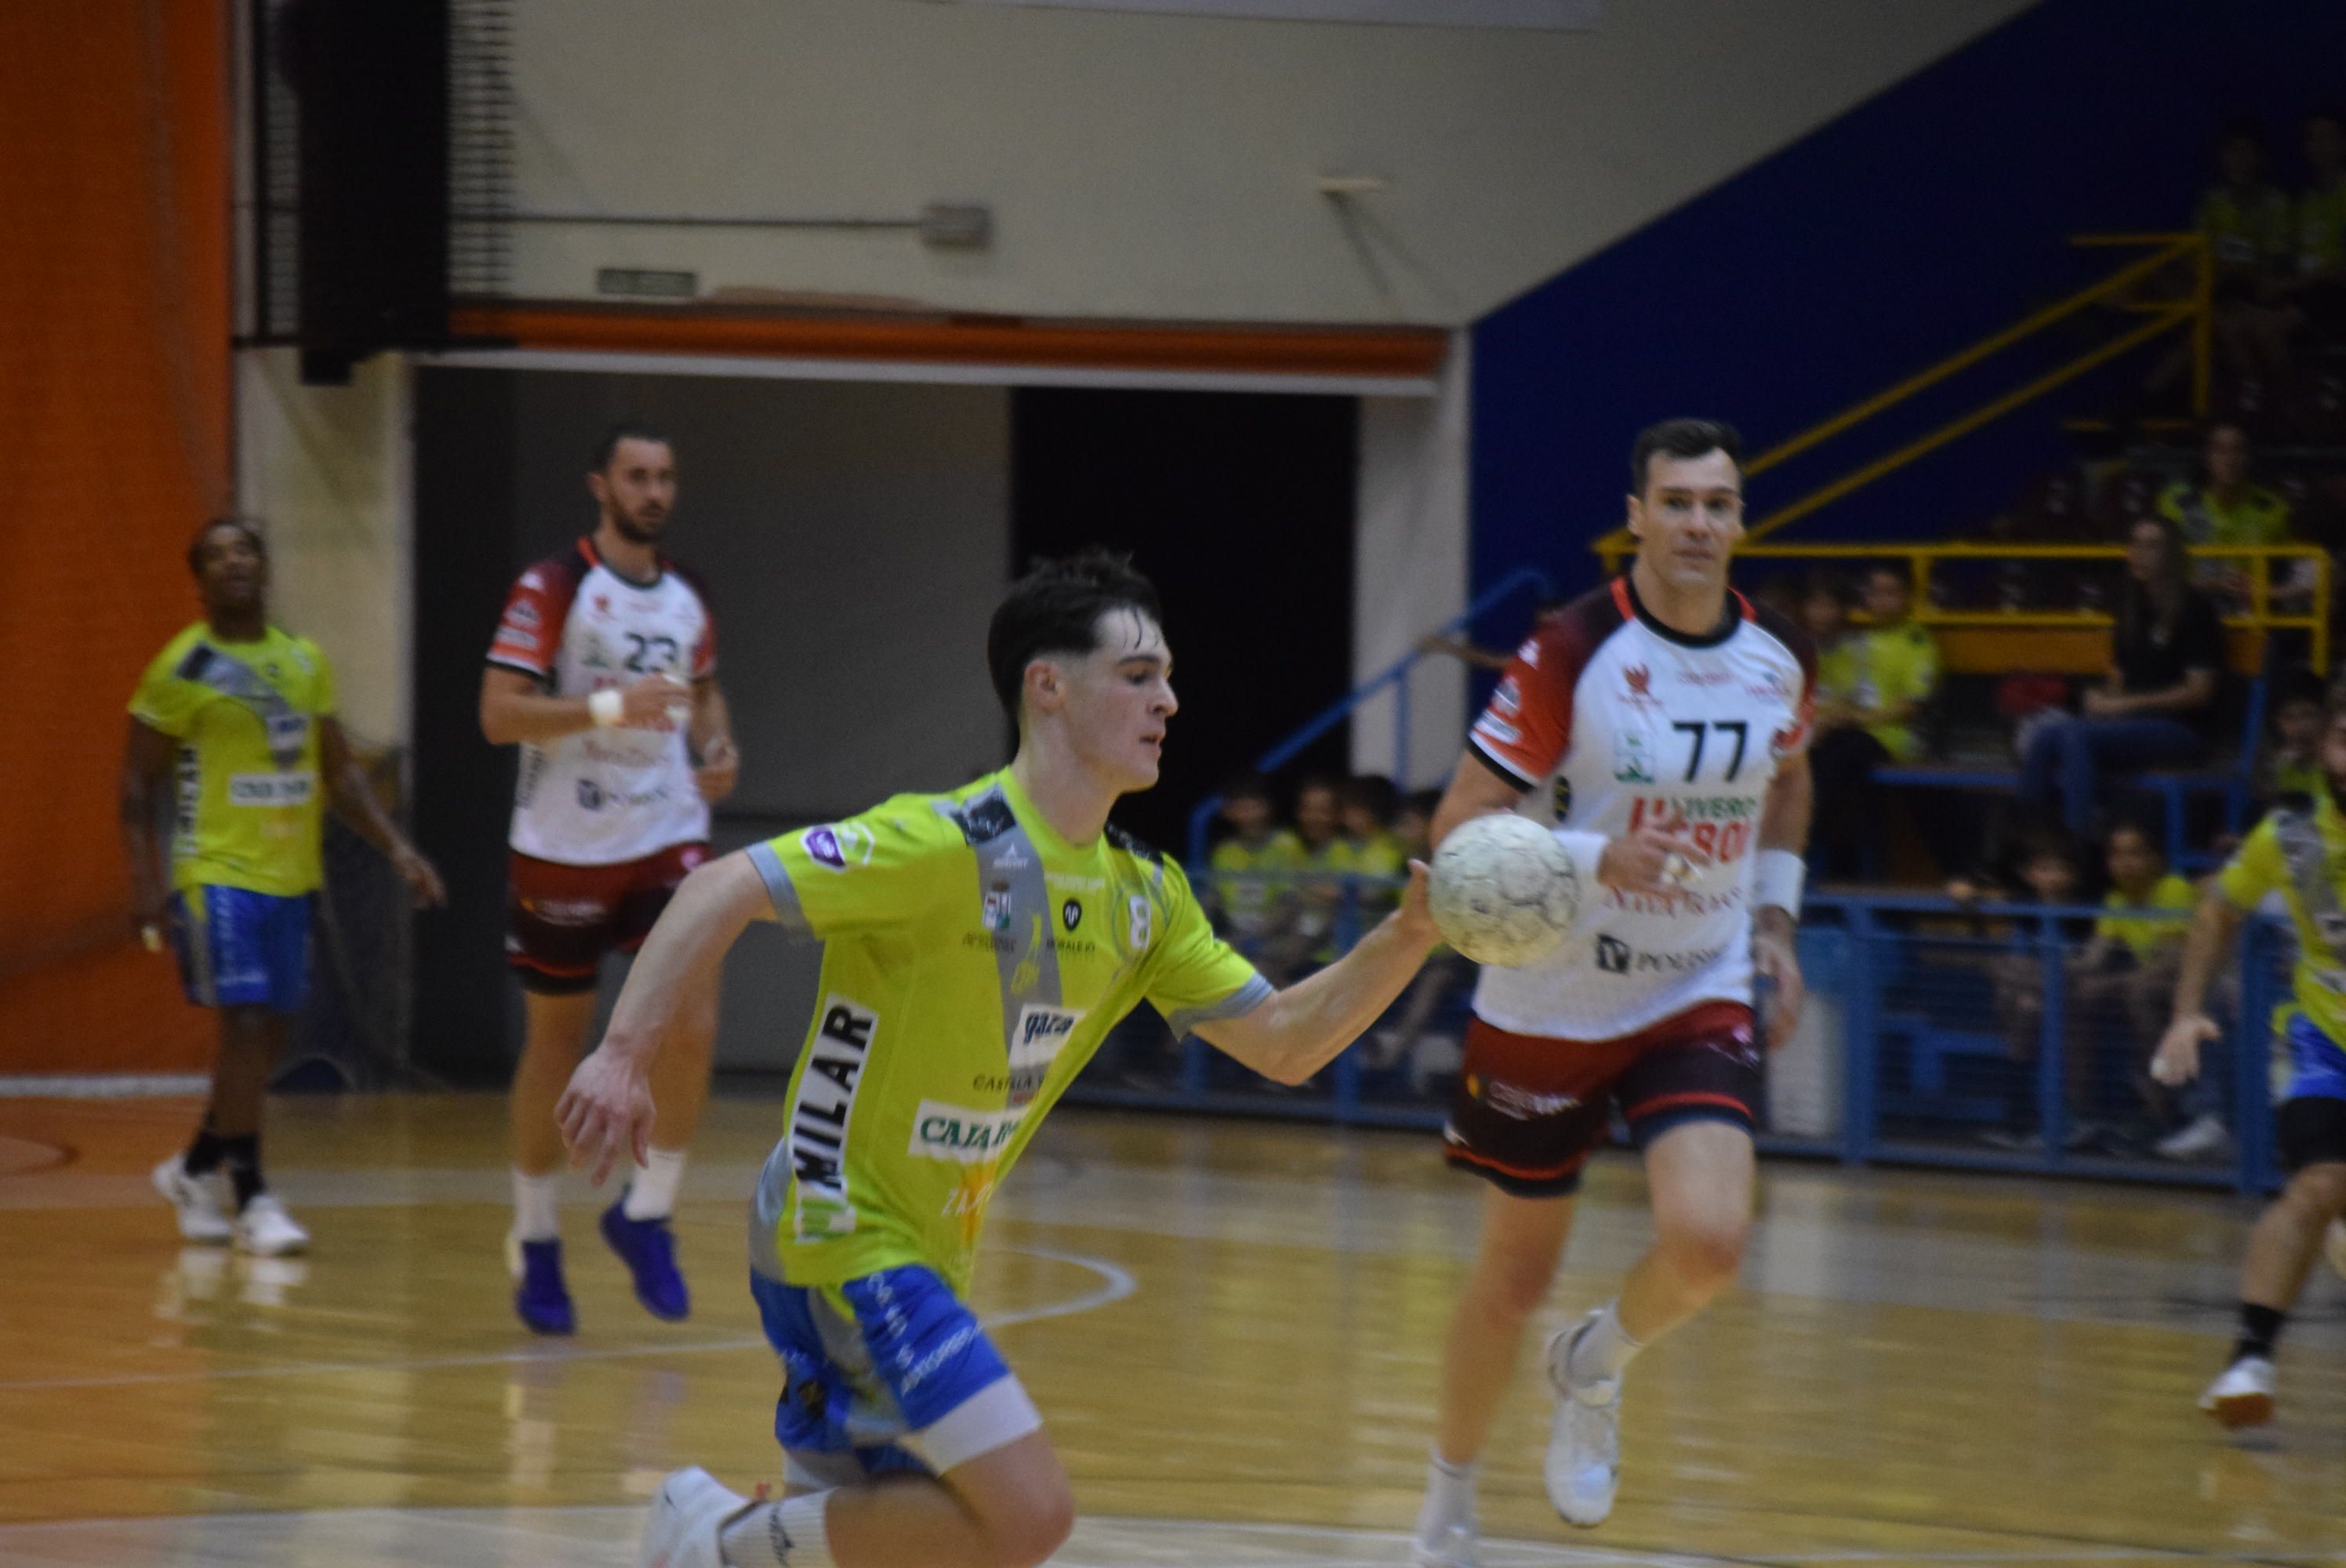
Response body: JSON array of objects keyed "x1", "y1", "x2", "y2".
[
  {"x1": 2198, "y1": 121, "x2": 2297, "y2": 385},
  {"x1": 1272, "y1": 774, "x2": 1350, "y2": 971},
  {"x1": 1204, "y1": 771, "x2": 1302, "y2": 970},
  {"x1": 2278, "y1": 110, "x2": 2346, "y2": 349},
  {"x1": 1336, "y1": 773, "x2": 1407, "y2": 923},
  {"x1": 1373, "y1": 789, "x2": 1470, "y2": 1087},
  {"x1": 1809, "y1": 565, "x2": 1941, "y2": 879},
  {"x1": 2157, "y1": 421, "x2": 2297, "y2": 608},
  {"x1": 2019, "y1": 517, "x2": 2221, "y2": 839},
  {"x1": 2261, "y1": 666, "x2": 2330, "y2": 810},
  {"x1": 1396, "y1": 787, "x2": 1441, "y2": 863},
  {"x1": 2079, "y1": 821, "x2": 2199, "y2": 1149},
  {"x1": 1951, "y1": 829, "x2": 2098, "y2": 1150}
]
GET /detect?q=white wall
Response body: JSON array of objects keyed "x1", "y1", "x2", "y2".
[
  {"x1": 235, "y1": 350, "x2": 413, "y2": 749},
  {"x1": 1352, "y1": 333, "x2": 1468, "y2": 787},
  {"x1": 503, "y1": 0, "x2": 2034, "y2": 325}
]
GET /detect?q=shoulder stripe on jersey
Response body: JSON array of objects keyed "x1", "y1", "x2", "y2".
[
  {"x1": 1466, "y1": 736, "x2": 1537, "y2": 791},
  {"x1": 485, "y1": 655, "x2": 547, "y2": 681},
  {"x1": 1610, "y1": 577, "x2": 1634, "y2": 620},
  {"x1": 746, "y1": 840, "x2": 809, "y2": 935},
  {"x1": 1165, "y1": 973, "x2": 1274, "y2": 1037},
  {"x1": 1734, "y1": 589, "x2": 1756, "y2": 622}
]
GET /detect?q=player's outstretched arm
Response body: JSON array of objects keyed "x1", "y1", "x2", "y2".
[
  {"x1": 557, "y1": 850, "x2": 771, "y2": 1182},
  {"x1": 2152, "y1": 887, "x2": 2244, "y2": 1087},
  {"x1": 1194, "y1": 864, "x2": 1441, "y2": 1085}
]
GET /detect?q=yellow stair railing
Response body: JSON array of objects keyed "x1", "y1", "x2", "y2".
[
  {"x1": 1720, "y1": 541, "x2": 2326, "y2": 675},
  {"x1": 1594, "y1": 233, "x2": 2210, "y2": 567}
]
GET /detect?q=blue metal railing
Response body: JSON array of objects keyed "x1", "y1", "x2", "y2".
[
  {"x1": 1070, "y1": 885, "x2": 2290, "y2": 1194},
  {"x1": 1182, "y1": 567, "x2": 1552, "y2": 866}
]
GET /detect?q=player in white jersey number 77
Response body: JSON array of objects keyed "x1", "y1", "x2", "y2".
[
  {"x1": 555, "y1": 550, "x2": 1445, "y2": 1568},
  {"x1": 1413, "y1": 419, "x2": 1816, "y2": 1561}
]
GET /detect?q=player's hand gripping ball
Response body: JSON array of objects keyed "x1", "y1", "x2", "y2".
[{"x1": 1428, "y1": 813, "x2": 1581, "y2": 967}]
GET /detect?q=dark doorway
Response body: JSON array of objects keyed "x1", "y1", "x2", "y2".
[{"x1": 1011, "y1": 389, "x2": 1357, "y2": 855}]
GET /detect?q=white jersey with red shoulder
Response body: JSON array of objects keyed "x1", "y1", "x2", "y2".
[
  {"x1": 1465, "y1": 575, "x2": 1814, "y2": 1041},
  {"x1": 488, "y1": 538, "x2": 717, "y2": 865}
]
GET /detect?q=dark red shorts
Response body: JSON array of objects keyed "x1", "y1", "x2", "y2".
[
  {"x1": 1443, "y1": 1000, "x2": 1762, "y2": 1196},
  {"x1": 506, "y1": 842, "x2": 709, "y2": 994}
]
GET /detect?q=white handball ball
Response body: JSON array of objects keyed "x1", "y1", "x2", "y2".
[{"x1": 1428, "y1": 813, "x2": 1581, "y2": 967}]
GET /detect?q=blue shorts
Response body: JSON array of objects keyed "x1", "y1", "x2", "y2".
[
  {"x1": 750, "y1": 1265, "x2": 1042, "y2": 1481},
  {"x1": 171, "y1": 885, "x2": 313, "y2": 1012},
  {"x1": 2281, "y1": 1012, "x2": 2346, "y2": 1105}
]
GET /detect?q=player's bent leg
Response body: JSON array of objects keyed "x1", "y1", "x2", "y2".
[
  {"x1": 2205, "y1": 1145, "x2": 2346, "y2": 1428},
  {"x1": 1618, "y1": 1119, "x2": 1755, "y2": 1341}
]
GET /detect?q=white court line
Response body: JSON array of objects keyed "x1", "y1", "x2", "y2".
[{"x1": 0, "y1": 1247, "x2": 1135, "y2": 1392}]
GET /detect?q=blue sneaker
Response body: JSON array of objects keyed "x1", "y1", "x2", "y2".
[
  {"x1": 601, "y1": 1199, "x2": 690, "y2": 1321},
  {"x1": 512, "y1": 1237, "x2": 575, "y2": 1336}
]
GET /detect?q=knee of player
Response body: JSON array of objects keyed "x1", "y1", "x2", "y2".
[
  {"x1": 1657, "y1": 1214, "x2": 1748, "y2": 1285},
  {"x1": 1476, "y1": 1250, "x2": 1560, "y2": 1322},
  {"x1": 982, "y1": 1480, "x2": 1075, "y2": 1568},
  {"x1": 2285, "y1": 1163, "x2": 2346, "y2": 1220}
]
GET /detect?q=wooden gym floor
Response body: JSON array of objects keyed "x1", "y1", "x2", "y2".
[{"x1": 0, "y1": 1093, "x2": 2341, "y2": 1566}]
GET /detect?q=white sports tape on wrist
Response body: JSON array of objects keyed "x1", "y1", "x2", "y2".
[
  {"x1": 589, "y1": 688, "x2": 623, "y2": 728},
  {"x1": 1754, "y1": 849, "x2": 1805, "y2": 917}
]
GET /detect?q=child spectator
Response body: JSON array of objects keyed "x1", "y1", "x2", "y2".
[
  {"x1": 2157, "y1": 421, "x2": 2298, "y2": 610},
  {"x1": 2083, "y1": 822, "x2": 2198, "y2": 1143},
  {"x1": 2261, "y1": 667, "x2": 2329, "y2": 809},
  {"x1": 1335, "y1": 774, "x2": 1407, "y2": 924},
  {"x1": 1951, "y1": 829, "x2": 2099, "y2": 1150},
  {"x1": 1204, "y1": 771, "x2": 1302, "y2": 967},
  {"x1": 1810, "y1": 565, "x2": 1941, "y2": 878}
]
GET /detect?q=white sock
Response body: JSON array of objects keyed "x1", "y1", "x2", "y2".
[
  {"x1": 623, "y1": 1146, "x2": 689, "y2": 1221},
  {"x1": 1564, "y1": 1299, "x2": 1646, "y2": 1386},
  {"x1": 1414, "y1": 1448, "x2": 1478, "y2": 1539},
  {"x1": 721, "y1": 1490, "x2": 835, "y2": 1567},
  {"x1": 511, "y1": 1168, "x2": 561, "y2": 1242}
]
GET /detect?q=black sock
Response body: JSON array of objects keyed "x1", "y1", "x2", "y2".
[
  {"x1": 2234, "y1": 1301, "x2": 2284, "y2": 1363},
  {"x1": 219, "y1": 1134, "x2": 263, "y2": 1210},
  {"x1": 183, "y1": 1123, "x2": 227, "y2": 1176}
]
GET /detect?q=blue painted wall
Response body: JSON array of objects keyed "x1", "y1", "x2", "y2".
[{"x1": 1469, "y1": 0, "x2": 2346, "y2": 623}]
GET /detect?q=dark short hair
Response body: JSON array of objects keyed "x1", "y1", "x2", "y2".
[
  {"x1": 1294, "y1": 774, "x2": 1344, "y2": 808},
  {"x1": 1342, "y1": 773, "x2": 1399, "y2": 826},
  {"x1": 2308, "y1": 108, "x2": 2344, "y2": 132},
  {"x1": 592, "y1": 422, "x2": 671, "y2": 472},
  {"x1": 1404, "y1": 787, "x2": 1444, "y2": 819},
  {"x1": 187, "y1": 516, "x2": 265, "y2": 576},
  {"x1": 1222, "y1": 769, "x2": 1276, "y2": 805},
  {"x1": 987, "y1": 548, "x2": 1164, "y2": 720},
  {"x1": 1630, "y1": 418, "x2": 1743, "y2": 492}
]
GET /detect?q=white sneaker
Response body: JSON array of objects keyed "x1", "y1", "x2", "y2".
[
  {"x1": 1544, "y1": 1313, "x2": 1622, "y2": 1527},
  {"x1": 637, "y1": 1467, "x2": 752, "y2": 1568},
  {"x1": 2323, "y1": 1218, "x2": 2346, "y2": 1282},
  {"x1": 152, "y1": 1156, "x2": 233, "y2": 1244},
  {"x1": 2198, "y1": 1356, "x2": 2275, "y2": 1429},
  {"x1": 2155, "y1": 1113, "x2": 2232, "y2": 1161},
  {"x1": 234, "y1": 1194, "x2": 310, "y2": 1257},
  {"x1": 1411, "y1": 1521, "x2": 1480, "y2": 1568}
]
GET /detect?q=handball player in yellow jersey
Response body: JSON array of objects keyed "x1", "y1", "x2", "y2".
[
  {"x1": 558, "y1": 550, "x2": 1441, "y2": 1568},
  {"x1": 122, "y1": 518, "x2": 444, "y2": 1255}
]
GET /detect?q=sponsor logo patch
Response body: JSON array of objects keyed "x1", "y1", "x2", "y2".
[
  {"x1": 227, "y1": 772, "x2": 315, "y2": 808},
  {"x1": 1011, "y1": 1004, "x2": 1082, "y2": 1072},
  {"x1": 1126, "y1": 895, "x2": 1153, "y2": 953},
  {"x1": 787, "y1": 996, "x2": 877, "y2": 1238},
  {"x1": 909, "y1": 1101, "x2": 1027, "y2": 1164}
]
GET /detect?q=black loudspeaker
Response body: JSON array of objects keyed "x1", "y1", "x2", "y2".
[{"x1": 264, "y1": 0, "x2": 452, "y2": 382}]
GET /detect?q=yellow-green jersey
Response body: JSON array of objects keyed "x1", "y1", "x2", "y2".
[
  {"x1": 127, "y1": 622, "x2": 336, "y2": 897},
  {"x1": 2218, "y1": 793, "x2": 2346, "y2": 1044},
  {"x1": 2198, "y1": 183, "x2": 2292, "y2": 270},
  {"x1": 2094, "y1": 873, "x2": 2195, "y2": 961},
  {"x1": 1208, "y1": 829, "x2": 1303, "y2": 936},
  {"x1": 746, "y1": 770, "x2": 1269, "y2": 1294},
  {"x1": 2157, "y1": 481, "x2": 2293, "y2": 550},
  {"x1": 1817, "y1": 623, "x2": 1938, "y2": 760},
  {"x1": 2297, "y1": 177, "x2": 2346, "y2": 276}
]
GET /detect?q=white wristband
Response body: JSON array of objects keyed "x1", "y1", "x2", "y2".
[
  {"x1": 1552, "y1": 829, "x2": 1607, "y2": 894},
  {"x1": 1754, "y1": 848, "x2": 1805, "y2": 919},
  {"x1": 588, "y1": 688, "x2": 624, "y2": 728}
]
